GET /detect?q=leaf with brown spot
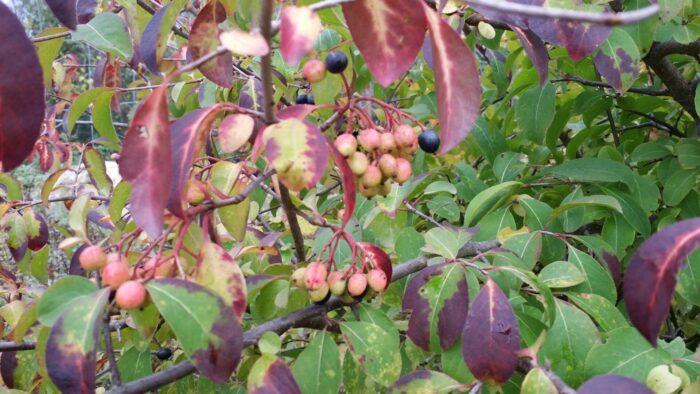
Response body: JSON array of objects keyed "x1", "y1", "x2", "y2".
[
  {"x1": 0, "y1": 3, "x2": 46, "y2": 172},
  {"x1": 189, "y1": 0, "x2": 233, "y2": 87},
  {"x1": 461, "y1": 278, "x2": 520, "y2": 385},
  {"x1": 280, "y1": 6, "x2": 322, "y2": 65},
  {"x1": 46, "y1": 288, "x2": 110, "y2": 393},
  {"x1": 248, "y1": 354, "x2": 301, "y2": 394},
  {"x1": 194, "y1": 242, "x2": 247, "y2": 321},
  {"x1": 93, "y1": 54, "x2": 121, "y2": 112},
  {"x1": 262, "y1": 118, "x2": 328, "y2": 192},
  {"x1": 623, "y1": 218, "x2": 700, "y2": 345},
  {"x1": 423, "y1": 5, "x2": 480, "y2": 154},
  {"x1": 118, "y1": 84, "x2": 172, "y2": 239},
  {"x1": 342, "y1": 0, "x2": 427, "y2": 86},
  {"x1": 166, "y1": 105, "x2": 223, "y2": 218},
  {"x1": 146, "y1": 278, "x2": 242, "y2": 383}
]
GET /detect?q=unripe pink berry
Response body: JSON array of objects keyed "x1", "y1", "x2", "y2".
[
  {"x1": 102, "y1": 258, "x2": 130, "y2": 290},
  {"x1": 393, "y1": 125, "x2": 418, "y2": 150},
  {"x1": 327, "y1": 271, "x2": 347, "y2": 296},
  {"x1": 358, "y1": 129, "x2": 381, "y2": 151},
  {"x1": 334, "y1": 134, "x2": 358, "y2": 157},
  {"x1": 378, "y1": 154, "x2": 398, "y2": 178},
  {"x1": 347, "y1": 273, "x2": 368, "y2": 297},
  {"x1": 359, "y1": 183, "x2": 380, "y2": 198},
  {"x1": 361, "y1": 165, "x2": 382, "y2": 188},
  {"x1": 291, "y1": 267, "x2": 307, "y2": 288},
  {"x1": 308, "y1": 283, "x2": 330, "y2": 303},
  {"x1": 115, "y1": 280, "x2": 147, "y2": 309},
  {"x1": 367, "y1": 269, "x2": 388, "y2": 292},
  {"x1": 395, "y1": 158, "x2": 412, "y2": 184},
  {"x1": 302, "y1": 59, "x2": 327, "y2": 83},
  {"x1": 304, "y1": 262, "x2": 328, "y2": 291},
  {"x1": 379, "y1": 133, "x2": 396, "y2": 153},
  {"x1": 79, "y1": 245, "x2": 108, "y2": 271},
  {"x1": 348, "y1": 151, "x2": 370, "y2": 176}
]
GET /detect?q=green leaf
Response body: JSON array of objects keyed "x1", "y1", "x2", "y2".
[
  {"x1": 0, "y1": 173, "x2": 22, "y2": 200},
  {"x1": 521, "y1": 367, "x2": 557, "y2": 394},
  {"x1": 494, "y1": 264, "x2": 556, "y2": 326},
  {"x1": 109, "y1": 181, "x2": 132, "y2": 224},
  {"x1": 37, "y1": 276, "x2": 98, "y2": 326},
  {"x1": 68, "y1": 194, "x2": 90, "y2": 240},
  {"x1": 83, "y1": 147, "x2": 112, "y2": 195},
  {"x1": 518, "y1": 197, "x2": 553, "y2": 231},
  {"x1": 695, "y1": 83, "x2": 700, "y2": 117},
  {"x1": 567, "y1": 246, "x2": 617, "y2": 302},
  {"x1": 602, "y1": 213, "x2": 636, "y2": 257},
  {"x1": 30, "y1": 246, "x2": 49, "y2": 284},
  {"x1": 72, "y1": 13, "x2": 133, "y2": 59},
  {"x1": 584, "y1": 327, "x2": 672, "y2": 381},
  {"x1": 41, "y1": 169, "x2": 69, "y2": 205},
  {"x1": 549, "y1": 195, "x2": 622, "y2": 222},
  {"x1": 539, "y1": 299, "x2": 601, "y2": 387},
  {"x1": 566, "y1": 293, "x2": 628, "y2": 332},
  {"x1": 464, "y1": 181, "x2": 521, "y2": 226},
  {"x1": 146, "y1": 278, "x2": 243, "y2": 383},
  {"x1": 427, "y1": 195, "x2": 460, "y2": 222},
  {"x1": 493, "y1": 152, "x2": 527, "y2": 182},
  {"x1": 677, "y1": 249, "x2": 700, "y2": 306},
  {"x1": 67, "y1": 87, "x2": 112, "y2": 135},
  {"x1": 543, "y1": 158, "x2": 635, "y2": 189},
  {"x1": 194, "y1": 242, "x2": 247, "y2": 321},
  {"x1": 516, "y1": 83, "x2": 556, "y2": 143},
  {"x1": 598, "y1": 185, "x2": 651, "y2": 236},
  {"x1": 92, "y1": 90, "x2": 119, "y2": 143},
  {"x1": 631, "y1": 142, "x2": 672, "y2": 163},
  {"x1": 395, "y1": 227, "x2": 425, "y2": 262},
  {"x1": 621, "y1": 0, "x2": 658, "y2": 55},
  {"x1": 593, "y1": 28, "x2": 640, "y2": 92},
  {"x1": 538, "y1": 261, "x2": 585, "y2": 288},
  {"x1": 45, "y1": 289, "x2": 110, "y2": 393},
  {"x1": 291, "y1": 331, "x2": 342, "y2": 394},
  {"x1": 421, "y1": 227, "x2": 471, "y2": 259},
  {"x1": 6, "y1": 211, "x2": 27, "y2": 250},
  {"x1": 471, "y1": 116, "x2": 508, "y2": 164},
  {"x1": 34, "y1": 27, "x2": 68, "y2": 86},
  {"x1": 388, "y1": 370, "x2": 466, "y2": 393},
  {"x1": 341, "y1": 321, "x2": 402, "y2": 387},
  {"x1": 248, "y1": 353, "x2": 301, "y2": 393},
  {"x1": 662, "y1": 169, "x2": 696, "y2": 206},
  {"x1": 118, "y1": 347, "x2": 153, "y2": 383},
  {"x1": 676, "y1": 139, "x2": 700, "y2": 169}
]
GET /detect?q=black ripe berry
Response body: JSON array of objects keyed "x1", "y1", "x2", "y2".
[
  {"x1": 418, "y1": 130, "x2": 440, "y2": 154},
  {"x1": 306, "y1": 95, "x2": 315, "y2": 105},
  {"x1": 155, "y1": 347, "x2": 173, "y2": 360},
  {"x1": 325, "y1": 51, "x2": 348, "y2": 74},
  {"x1": 296, "y1": 94, "x2": 309, "y2": 105}
]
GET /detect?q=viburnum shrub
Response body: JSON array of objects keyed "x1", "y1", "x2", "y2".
[{"x1": 0, "y1": 0, "x2": 699, "y2": 393}]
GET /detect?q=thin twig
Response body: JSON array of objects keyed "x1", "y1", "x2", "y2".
[
  {"x1": 551, "y1": 76, "x2": 669, "y2": 96},
  {"x1": 32, "y1": 31, "x2": 71, "y2": 43},
  {"x1": 187, "y1": 169, "x2": 276, "y2": 215},
  {"x1": 103, "y1": 313, "x2": 122, "y2": 386},
  {"x1": 460, "y1": 0, "x2": 658, "y2": 25}
]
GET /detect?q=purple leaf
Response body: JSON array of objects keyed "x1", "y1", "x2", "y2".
[
  {"x1": 76, "y1": 0, "x2": 97, "y2": 24},
  {"x1": 342, "y1": 0, "x2": 427, "y2": 87},
  {"x1": 0, "y1": 3, "x2": 46, "y2": 172},
  {"x1": 623, "y1": 218, "x2": 700, "y2": 345},
  {"x1": 118, "y1": 84, "x2": 172, "y2": 239},
  {"x1": 578, "y1": 375, "x2": 653, "y2": 394},
  {"x1": 462, "y1": 279, "x2": 520, "y2": 385},
  {"x1": 424, "y1": 5, "x2": 481, "y2": 154},
  {"x1": 45, "y1": 0, "x2": 78, "y2": 30},
  {"x1": 511, "y1": 25, "x2": 549, "y2": 85}
]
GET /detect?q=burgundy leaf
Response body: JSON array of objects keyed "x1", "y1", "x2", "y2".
[
  {"x1": 189, "y1": 0, "x2": 233, "y2": 87},
  {"x1": 0, "y1": 3, "x2": 46, "y2": 172},
  {"x1": 0, "y1": 351, "x2": 17, "y2": 388},
  {"x1": 280, "y1": 6, "x2": 322, "y2": 65},
  {"x1": 251, "y1": 358, "x2": 301, "y2": 394},
  {"x1": 603, "y1": 252, "x2": 622, "y2": 291},
  {"x1": 140, "y1": 3, "x2": 173, "y2": 74},
  {"x1": 402, "y1": 263, "x2": 447, "y2": 351},
  {"x1": 578, "y1": 375, "x2": 653, "y2": 394},
  {"x1": 342, "y1": 0, "x2": 427, "y2": 87},
  {"x1": 167, "y1": 105, "x2": 223, "y2": 218},
  {"x1": 423, "y1": 5, "x2": 480, "y2": 154},
  {"x1": 27, "y1": 211, "x2": 49, "y2": 251},
  {"x1": 461, "y1": 279, "x2": 520, "y2": 385},
  {"x1": 277, "y1": 104, "x2": 316, "y2": 121},
  {"x1": 531, "y1": 21, "x2": 609, "y2": 61},
  {"x1": 511, "y1": 25, "x2": 548, "y2": 85},
  {"x1": 76, "y1": 0, "x2": 97, "y2": 24},
  {"x1": 93, "y1": 55, "x2": 121, "y2": 112},
  {"x1": 623, "y1": 218, "x2": 700, "y2": 345},
  {"x1": 118, "y1": 84, "x2": 172, "y2": 239},
  {"x1": 357, "y1": 242, "x2": 392, "y2": 283},
  {"x1": 45, "y1": 0, "x2": 78, "y2": 30},
  {"x1": 69, "y1": 245, "x2": 88, "y2": 276},
  {"x1": 325, "y1": 138, "x2": 355, "y2": 229}
]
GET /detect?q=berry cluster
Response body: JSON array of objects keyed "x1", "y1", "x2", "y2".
[
  {"x1": 291, "y1": 261, "x2": 388, "y2": 304},
  {"x1": 334, "y1": 124, "x2": 418, "y2": 198},
  {"x1": 79, "y1": 246, "x2": 147, "y2": 310}
]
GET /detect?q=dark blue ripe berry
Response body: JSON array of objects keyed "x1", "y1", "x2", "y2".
[
  {"x1": 325, "y1": 51, "x2": 348, "y2": 74},
  {"x1": 418, "y1": 130, "x2": 440, "y2": 154},
  {"x1": 155, "y1": 347, "x2": 173, "y2": 360},
  {"x1": 306, "y1": 95, "x2": 315, "y2": 105},
  {"x1": 296, "y1": 94, "x2": 309, "y2": 104}
]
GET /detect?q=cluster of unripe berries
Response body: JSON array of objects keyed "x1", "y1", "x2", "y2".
[
  {"x1": 290, "y1": 261, "x2": 388, "y2": 304},
  {"x1": 78, "y1": 245, "x2": 147, "y2": 310},
  {"x1": 334, "y1": 125, "x2": 419, "y2": 198}
]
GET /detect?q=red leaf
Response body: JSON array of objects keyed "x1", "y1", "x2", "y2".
[
  {"x1": 166, "y1": 105, "x2": 223, "y2": 218},
  {"x1": 45, "y1": 0, "x2": 78, "y2": 30},
  {"x1": 0, "y1": 3, "x2": 46, "y2": 172},
  {"x1": 0, "y1": 351, "x2": 17, "y2": 388},
  {"x1": 623, "y1": 218, "x2": 700, "y2": 345},
  {"x1": 578, "y1": 375, "x2": 653, "y2": 394},
  {"x1": 189, "y1": 0, "x2": 233, "y2": 87},
  {"x1": 357, "y1": 242, "x2": 392, "y2": 283},
  {"x1": 461, "y1": 279, "x2": 520, "y2": 385},
  {"x1": 280, "y1": 6, "x2": 322, "y2": 65},
  {"x1": 250, "y1": 358, "x2": 301, "y2": 394},
  {"x1": 511, "y1": 25, "x2": 548, "y2": 85},
  {"x1": 325, "y1": 138, "x2": 355, "y2": 228},
  {"x1": 278, "y1": 104, "x2": 316, "y2": 121},
  {"x1": 423, "y1": 5, "x2": 480, "y2": 154},
  {"x1": 119, "y1": 85, "x2": 172, "y2": 239},
  {"x1": 93, "y1": 55, "x2": 121, "y2": 112},
  {"x1": 76, "y1": 0, "x2": 97, "y2": 24},
  {"x1": 402, "y1": 263, "x2": 447, "y2": 351},
  {"x1": 140, "y1": 2, "x2": 184, "y2": 74},
  {"x1": 342, "y1": 0, "x2": 427, "y2": 87}
]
